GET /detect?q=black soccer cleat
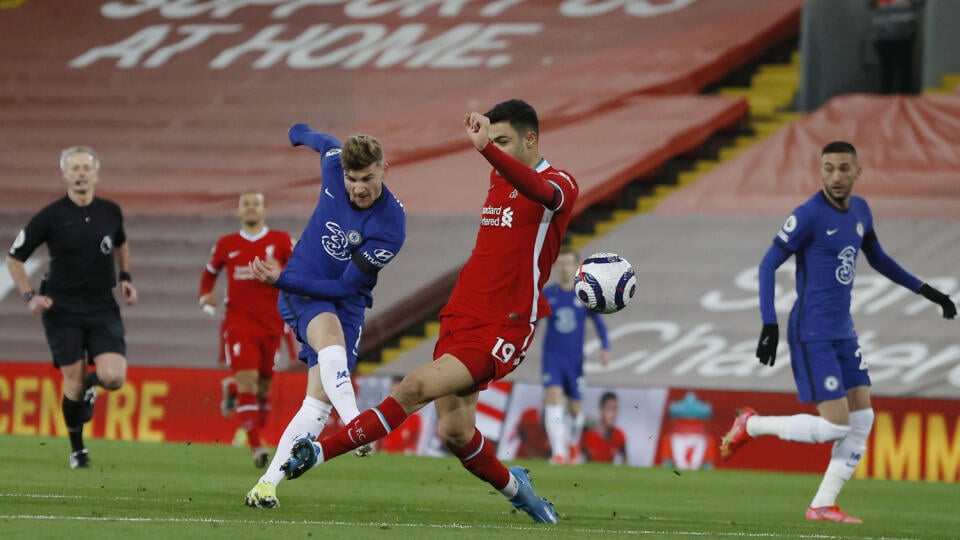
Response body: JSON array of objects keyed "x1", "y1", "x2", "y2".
[{"x1": 70, "y1": 449, "x2": 90, "y2": 469}]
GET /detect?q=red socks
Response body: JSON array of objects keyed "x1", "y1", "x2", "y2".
[
  {"x1": 236, "y1": 392, "x2": 262, "y2": 449},
  {"x1": 449, "y1": 429, "x2": 510, "y2": 490},
  {"x1": 320, "y1": 396, "x2": 408, "y2": 460},
  {"x1": 315, "y1": 396, "x2": 509, "y2": 492}
]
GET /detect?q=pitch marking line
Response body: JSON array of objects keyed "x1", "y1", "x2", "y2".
[
  {"x1": 0, "y1": 515, "x2": 918, "y2": 539},
  {"x1": 1, "y1": 493, "x2": 193, "y2": 503}
]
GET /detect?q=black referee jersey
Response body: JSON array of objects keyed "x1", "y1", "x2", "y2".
[{"x1": 8, "y1": 195, "x2": 126, "y2": 312}]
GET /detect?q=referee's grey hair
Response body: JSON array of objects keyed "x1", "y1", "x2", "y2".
[{"x1": 60, "y1": 146, "x2": 100, "y2": 172}]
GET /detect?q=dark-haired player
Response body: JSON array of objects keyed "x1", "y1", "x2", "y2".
[
  {"x1": 721, "y1": 141, "x2": 956, "y2": 523},
  {"x1": 199, "y1": 190, "x2": 293, "y2": 468},
  {"x1": 280, "y1": 99, "x2": 579, "y2": 524}
]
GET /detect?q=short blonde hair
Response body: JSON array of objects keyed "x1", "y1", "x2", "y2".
[{"x1": 60, "y1": 146, "x2": 100, "y2": 172}]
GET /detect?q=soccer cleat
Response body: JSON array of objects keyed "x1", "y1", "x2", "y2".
[
  {"x1": 220, "y1": 377, "x2": 237, "y2": 417},
  {"x1": 720, "y1": 406, "x2": 757, "y2": 460},
  {"x1": 549, "y1": 455, "x2": 567, "y2": 466},
  {"x1": 806, "y1": 505, "x2": 862, "y2": 524},
  {"x1": 355, "y1": 443, "x2": 373, "y2": 457},
  {"x1": 81, "y1": 387, "x2": 98, "y2": 424},
  {"x1": 244, "y1": 481, "x2": 279, "y2": 508},
  {"x1": 508, "y1": 466, "x2": 559, "y2": 524},
  {"x1": 568, "y1": 444, "x2": 582, "y2": 465},
  {"x1": 281, "y1": 437, "x2": 320, "y2": 480},
  {"x1": 252, "y1": 447, "x2": 270, "y2": 469},
  {"x1": 69, "y1": 449, "x2": 90, "y2": 469}
]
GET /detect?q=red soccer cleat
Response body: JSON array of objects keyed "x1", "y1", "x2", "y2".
[
  {"x1": 720, "y1": 407, "x2": 757, "y2": 460},
  {"x1": 806, "y1": 505, "x2": 862, "y2": 524}
]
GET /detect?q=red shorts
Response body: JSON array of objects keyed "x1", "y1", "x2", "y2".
[
  {"x1": 433, "y1": 314, "x2": 536, "y2": 392},
  {"x1": 223, "y1": 330, "x2": 281, "y2": 377}
]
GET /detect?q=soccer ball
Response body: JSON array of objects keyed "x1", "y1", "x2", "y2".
[{"x1": 573, "y1": 252, "x2": 637, "y2": 314}]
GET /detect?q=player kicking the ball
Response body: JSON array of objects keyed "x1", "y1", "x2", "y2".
[
  {"x1": 243, "y1": 125, "x2": 406, "y2": 508},
  {"x1": 279, "y1": 99, "x2": 579, "y2": 524}
]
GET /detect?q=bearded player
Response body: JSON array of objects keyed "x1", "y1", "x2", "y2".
[{"x1": 279, "y1": 99, "x2": 579, "y2": 524}]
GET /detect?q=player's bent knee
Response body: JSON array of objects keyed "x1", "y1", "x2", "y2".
[
  {"x1": 815, "y1": 418, "x2": 851, "y2": 442},
  {"x1": 438, "y1": 426, "x2": 474, "y2": 449}
]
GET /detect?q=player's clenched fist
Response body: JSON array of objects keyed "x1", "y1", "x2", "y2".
[{"x1": 463, "y1": 112, "x2": 490, "y2": 151}]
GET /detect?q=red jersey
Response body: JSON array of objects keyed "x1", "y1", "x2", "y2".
[
  {"x1": 199, "y1": 227, "x2": 294, "y2": 336},
  {"x1": 443, "y1": 151, "x2": 579, "y2": 326},
  {"x1": 582, "y1": 427, "x2": 627, "y2": 464}
]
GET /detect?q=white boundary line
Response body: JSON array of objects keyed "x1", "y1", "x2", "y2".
[
  {"x1": 0, "y1": 493, "x2": 193, "y2": 503},
  {"x1": 0, "y1": 514, "x2": 919, "y2": 539}
]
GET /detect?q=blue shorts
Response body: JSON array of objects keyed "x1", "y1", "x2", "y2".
[
  {"x1": 541, "y1": 349, "x2": 584, "y2": 401},
  {"x1": 789, "y1": 337, "x2": 870, "y2": 403},
  {"x1": 278, "y1": 292, "x2": 364, "y2": 371}
]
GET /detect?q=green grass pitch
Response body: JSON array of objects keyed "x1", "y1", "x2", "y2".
[{"x1": 1, "y1": 434, "x2": 955, "y2": 539}]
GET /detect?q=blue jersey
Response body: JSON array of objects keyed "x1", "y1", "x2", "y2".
[
  {"x1": 541, "y1": 283, "x2": 610, "y2": 364},
  {"x1": 278, "y1": 127, "x2": 406, "y2": 309},
  {"x1": 760, "y1": 192, "x2": 921, "y2": 341}
]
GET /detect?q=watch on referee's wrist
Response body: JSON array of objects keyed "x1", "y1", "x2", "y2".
[
  {"x1": 22, "y1": 290, "x2": 36, "y2": 303},
  {"x1": 118, "y1": 271, "x2": 132, "y2": 283}
]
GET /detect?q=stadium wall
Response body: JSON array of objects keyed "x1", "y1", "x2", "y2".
[{"x1": 2, "y1": 361, "x2": 958, "y2": 483}]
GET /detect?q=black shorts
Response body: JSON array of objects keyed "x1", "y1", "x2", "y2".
[{"x1": 41, "y1": 306, "x2": 126, "y2": 368}]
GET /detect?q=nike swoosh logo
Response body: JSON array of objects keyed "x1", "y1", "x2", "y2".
[
  {"x1": 324, "y1": 188, "x2": 335, "y2": 199},
  {"x1": 826, "y1": 229, "x2": 838, "y2": 236},
  {"x1": 228, "y1": 251, "x2": 241, "y2": 258},
  {"x1": 336, "y1": 380, "x2": 349, "y2": 388}
]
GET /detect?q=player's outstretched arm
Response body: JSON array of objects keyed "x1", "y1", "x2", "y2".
[
  {"x1": 250, "y1": 256, "x2": 370, "y2": 301},
  {"x1": 463, "y1": 111, "x2": 558, "y2": 208},
  {"x1": 861, "y1": 231, "x2": 922, "y2": 291},
  {"x1": 288, "y1": 123, "x2": 341, "y2": 155},
  {"x1": 918, "y1": 283, "x2": 957, "y2": 319}
]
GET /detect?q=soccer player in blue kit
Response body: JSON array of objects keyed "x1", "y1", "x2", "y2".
[
  {"x1": 541, "y1": 247, "x2": 610, "y2": 465},
  {"x1": 243, "y1": 124, "x2": 406, "y2": 508},
  {"x1": 720, "y1": 141, "x2": 956, "y2": 523}
]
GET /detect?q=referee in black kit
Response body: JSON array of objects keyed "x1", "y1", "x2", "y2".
[{"x1": 6, "y1": 146, "x2": 138, "y2": 469}]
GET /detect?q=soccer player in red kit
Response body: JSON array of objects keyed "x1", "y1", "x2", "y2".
[
  {"x1": 280, "y1": 99, "x2": 578, "y2": 523},
  {"x1": 199, "y1": 191, "x2": 293, "y2": 468}
]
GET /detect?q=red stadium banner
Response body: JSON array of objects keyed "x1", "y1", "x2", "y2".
[
  {"x1": 2, "y1": 362, "x2": 957, "y2": 482},
  {"x1": 0, "y1": 361, "x2": 308, "y2": 445},
  {"x1": 665, "y1": 388, "x2": 960, "y2": 483}
]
